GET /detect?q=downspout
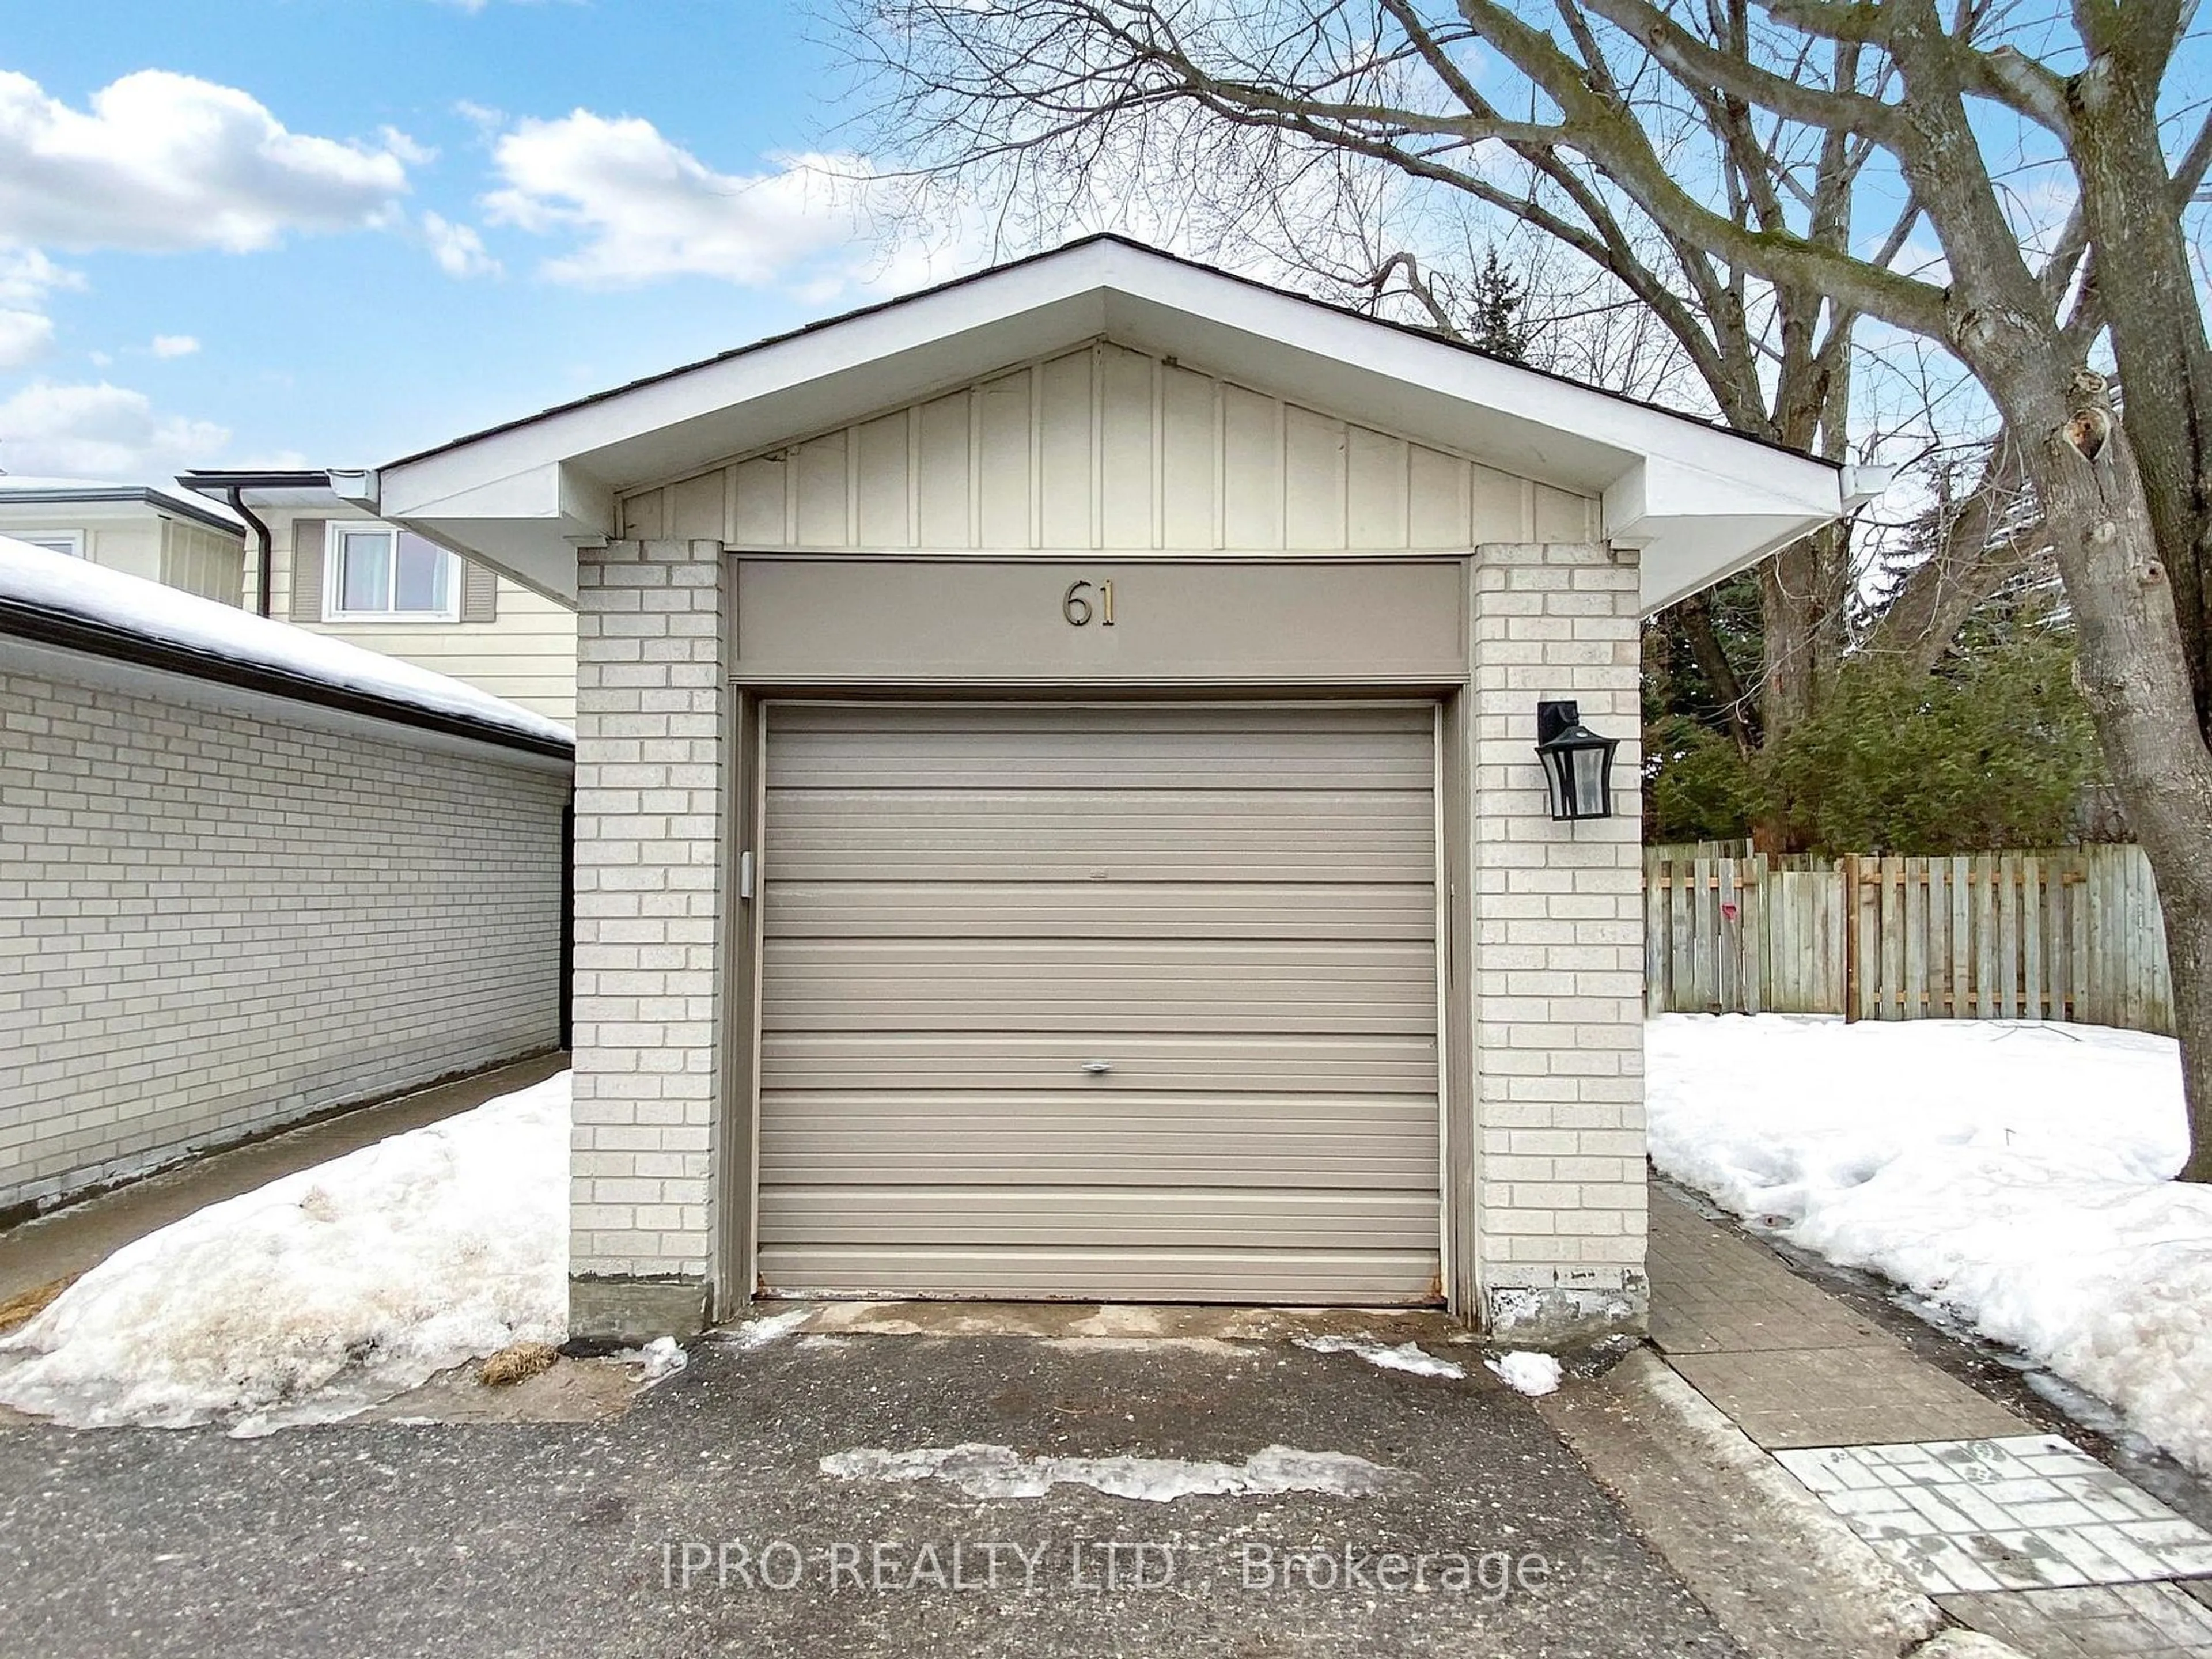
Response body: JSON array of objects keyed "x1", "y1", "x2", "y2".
[{"x1": 228, "y1": 486, "x2": 275, "y2": 618}]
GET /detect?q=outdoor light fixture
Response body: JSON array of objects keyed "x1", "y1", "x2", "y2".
[{"x1": 1535, "y1": 699, "x2": 1619, "y2": 821}]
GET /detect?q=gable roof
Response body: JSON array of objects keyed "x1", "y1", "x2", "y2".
[{"x1": 368, "y1": 235, "x2": 1869, "y2": 613}]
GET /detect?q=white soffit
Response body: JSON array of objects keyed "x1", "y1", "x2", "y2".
[{"x1": 373, "y1": 237, "x2": 1847, "y2": 612}]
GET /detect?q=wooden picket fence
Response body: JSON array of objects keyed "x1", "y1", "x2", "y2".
[{"x1": 1643, "y1": 843, "x2": 2174, "y2": 1033}]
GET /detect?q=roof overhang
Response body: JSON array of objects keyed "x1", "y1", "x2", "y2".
[
  {"x1": 0, "y1": 482, "x2": 245, "y2": 538},
  {"x1": 369, "y1": 237, "x2": 1859, "y2": 613},
  {"x1": 178, "y1": 469, "x2": 351, "y2": 514}
]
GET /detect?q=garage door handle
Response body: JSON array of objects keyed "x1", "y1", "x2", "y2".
[{"x1": 1080, "y1": 1060, "x2": 1113, "y2": 1075}]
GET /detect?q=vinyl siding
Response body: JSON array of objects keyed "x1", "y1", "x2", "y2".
[
  {"x1": 158, "y1": 517, "x2": 245, "y2": 604},
  {"x1": 617, "y1": 340, "x2": 1597, "y2": 553},
  {"x1": 0, "y1": 503, "x2": 226, "y2": 596},
  {"x1": 264, "y1": 508, "x2": 577, "y2": 723}
]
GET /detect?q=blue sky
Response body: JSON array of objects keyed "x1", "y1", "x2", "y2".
[{"x1": 0, "y1": 1, "x2": 940, "y2": 480}]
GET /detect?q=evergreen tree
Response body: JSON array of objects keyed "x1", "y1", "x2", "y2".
[{"x1": 1468, "y1": 246, "x2": 1531, "y2": 363}]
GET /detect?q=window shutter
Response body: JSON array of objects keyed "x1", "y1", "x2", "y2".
[
  {"x1": 289, "y1": 519, "x2": 327, "y2": 622},
  {"x1": 460, "y1": 559, "x2": 498, "y2": 623}
]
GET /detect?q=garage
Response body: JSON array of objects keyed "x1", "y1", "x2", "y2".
[
  {"x1": 755, "y1": 700, "x2": 1442, "y2": 1303},
  {"x1": 368, "y1": 236, "x2": 1863, "y2": 1342}
]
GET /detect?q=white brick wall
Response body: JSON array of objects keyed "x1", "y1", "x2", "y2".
[
  {"x1": 0, "y1": 662, "x2": 568, "y2": 1215},
  {"x1": 569, "y1": 540, "x2": 725, "y2": 1289},
  {"x1": 1468, "y1": 541, "x2": 1648, "y2": 1336}
]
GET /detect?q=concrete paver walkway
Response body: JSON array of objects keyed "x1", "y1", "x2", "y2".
[
  {"x1": 0, "y1": 1052, "x2": 567, "y2": 1305},
  {"x1": 1649, "y1": 1186, "x2": 2028, "y2": 1449},
  {"x1": 1646, "y1": 1185, "x2": 2212, "y2": 1657}
]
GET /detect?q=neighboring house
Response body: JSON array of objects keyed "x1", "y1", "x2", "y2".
[
  {"x1": 178, "y1": 471, "x2": 577, "y2": 723},
  {"x1": 0, "y1": 535, "x2": 573, "y2": 1222},
  {"x1": 355, "y1": 236, "x2": 1878, "y2": 1346},
  {"x1": 0, "y1": 475, "x2": 246, "y2": 607}
]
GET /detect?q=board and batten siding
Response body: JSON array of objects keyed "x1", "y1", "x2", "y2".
[
  {"x1": 160, "y1": 516, "x2": 246, "y2": 605},
  {"x1": 618, "y1": 342, "x2": 1598, "y2": 552},
  {"x1": 264, "y1": 509, "x2": 578, "y2": 724},
  {"x1": 0, "y1": 505, "x2": 243, "y2": 606}
]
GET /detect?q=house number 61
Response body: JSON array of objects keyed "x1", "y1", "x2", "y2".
[{"x1": 1062, "y1": 579, "x2": 1116, "y2": 627}]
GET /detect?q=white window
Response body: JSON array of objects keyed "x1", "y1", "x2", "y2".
[
  {"x1": 16, "y1": 531, "x2": 84, "y2": 558},
  {"x1": 323, "y1": 524, "x2": 457, "y2": 621}
]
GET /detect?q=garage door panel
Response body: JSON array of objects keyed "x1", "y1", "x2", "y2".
[
  {"x1": 756, "y1": 1247, "x2": 1442, "y2": 1302},
  {"x1": 760, "y1": 1188, "x2": 1440, "y2": 1249},
  {"x1": 766, "y1": 881, "x2": 1437, "y2": 941},
  {"x1": 755, "y1": 701, "x2": 1442, "y2": 1305},
  {"x1": 768, "y1": 842, "x2": 1437, "y2": 885},
  {"x1": 759, "y1": 1033, "x2": 1438, "y2": 1092},
  {"x1": 760, "y1": 1092, "x2": 1440, "y2": 1187},
  {"x1": 763, "y1": 1005, "x2": 1434, "y2": 1036}
]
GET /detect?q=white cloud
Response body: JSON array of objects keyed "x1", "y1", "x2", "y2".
[
  {"x1": 423, "y1": 211, "x2": 501, "y2": 279},
  {"x1": 0, "y1": 248, "x2": 82, "y2": 369},
  {"x1": 0, "y1": 69, "x2": 416, "y2": 254},
  {"x1": 0, "y1": 381, "x2": 229, "y2": 478},
  {"x1": 482, "y1": 111, "x2": 883, "y2": 289},
  {"x1": 149, "y1": 334, "x2": 200, "y2": 359},
  {"x1": 0, "y1": 311, "x2": 52, "y2": 370}
]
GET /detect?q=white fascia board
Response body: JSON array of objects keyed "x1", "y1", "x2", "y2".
[{"x1": 378, "y1": 267, "x2": 1117, "y2": 512}]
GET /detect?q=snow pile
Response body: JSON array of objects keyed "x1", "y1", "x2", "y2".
[
  {"x1": 820, "y1": 1443, "x2": 1404, "y2": 1501},
  {"x1": 636, "y1": 1335, "x2": 688, "y2": 1384},
  {"x1": 0, "y1": 1073, "x2": 570, "y2": 1433},
  {"x1": 1648, "y1": 1014, "x2": 2212, "y2": 1472},
  {"x1": 1295, "y1": 1334, "x2": 1465, "y2": 1379},
  {"x1": 1485, "y1": 1351, "x2": 1562, "y2": 1397},
  {"x1": 0, "y1": 534, "x2": 571, "y2": 750}
]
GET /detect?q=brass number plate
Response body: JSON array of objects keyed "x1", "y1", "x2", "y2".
[{"x1": 1062, "y1": 579, "x2": 1116, "y2": 627}]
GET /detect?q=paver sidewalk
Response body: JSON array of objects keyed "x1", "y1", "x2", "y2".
[{"x1": 1646, "y1": 1185, "x2": 2212, "y2": 1656}]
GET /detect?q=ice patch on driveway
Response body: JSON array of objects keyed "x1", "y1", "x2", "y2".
[
  {"x1": 820, "y1": 1442, "x2": 1406, "y2": 1501},
  {"x1": 721, "y1": 1309, "x2": 810, "y2": 1351},
  {"x1": 1294, "y1": 1335, "x2": 1465, "y2": 1380}
]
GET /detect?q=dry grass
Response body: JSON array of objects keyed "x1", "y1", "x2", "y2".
[
  {"x1": 479, "y1": 1340, "x2": 560, "y2": 1387},
  {"x1": 0, "y1": 1274, "x2": 79, "y2": 1335}
]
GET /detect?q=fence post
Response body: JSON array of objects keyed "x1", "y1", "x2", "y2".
[{"x1": 1842, "y1": 854, "x2": 1861, "y2": 1022}]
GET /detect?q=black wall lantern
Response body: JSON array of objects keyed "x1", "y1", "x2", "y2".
[{"x1": 1535, "y1": 699, "x2": 1619, "y2": 821}]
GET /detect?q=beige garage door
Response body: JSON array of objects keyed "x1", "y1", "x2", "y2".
[{"x1": 755, "y1": 701, "x2": 1442, "y2": 1304}]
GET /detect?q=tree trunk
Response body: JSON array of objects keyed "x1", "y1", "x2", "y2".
[
  {"x1": 1677, "y1": 593, "x2": 1758, "y2": 754},
  {"x1": 2016, "y1": 384, "x2": 2212, "y2": 1183},
  {"x1": 1757, "y1": 527, "x2": 1845, "y2": 741}
]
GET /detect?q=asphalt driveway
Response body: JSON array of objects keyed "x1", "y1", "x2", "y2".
[{"x1": 0, "y1": 1330, "x2": 1741, "y2": 1658}]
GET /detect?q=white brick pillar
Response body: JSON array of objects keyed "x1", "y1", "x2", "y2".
[
  {"x1": 568, "y1": 538, "x2": 726, "y2": 1341},
  {"x1": 1468, "y1": 541, "x2": 1648, "y2": 1341}
]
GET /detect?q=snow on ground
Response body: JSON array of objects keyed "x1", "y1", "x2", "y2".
[
  {"x1": 1649, "y1": 1014, "x2": 2212, "y2": 1474},
  {"x1": 0, "y1": 1074, "x2": 569, "y2": 1433},
  {"x1": 0, "y1": 535, "x2": 571, "y2": 749},
  {"x1": 819, "y1": 1443, "x2": 1405, "y2": 1501},
  {"x1": 1294, "y1": 1335, "x2": 1465, "y2": 1379},
  {"x1": 1485, "y1": 1351, "x2": 1562, "y2": 1397}
]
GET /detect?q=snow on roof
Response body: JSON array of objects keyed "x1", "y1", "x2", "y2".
[{"x1": 0, "y1": 535, "x2": 573, "y2": 753}]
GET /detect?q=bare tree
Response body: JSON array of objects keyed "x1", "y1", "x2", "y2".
[
  {"x1": 842, "y1": 0, "x2": 2212, "y2": 1177},
  {"x1": 839, "y1": 0, "x2": 2047, "y2": 763}
]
